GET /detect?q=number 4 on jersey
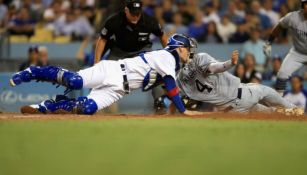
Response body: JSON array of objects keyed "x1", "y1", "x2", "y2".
[{"x1": 195, "y1": 79, "x2": 213, "y2": 93}]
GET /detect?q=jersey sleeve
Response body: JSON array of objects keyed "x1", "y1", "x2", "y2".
[
  {"x1": 279, "y1": 12, "x2": 292, "y2": 28},
  {"x1": 150, "y1": 17, "x2": 164, "y2": 37},
  {"x1": 193, "y1": 53, "x2": 217, "y2": 75},
  {"x1": 100, "y1": 17, "x2": 114, "y2": 40}
]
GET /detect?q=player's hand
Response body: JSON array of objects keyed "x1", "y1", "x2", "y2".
[
  {"x1": 183, "y1": 110, "x2": 204, "y2": 116},
  {"x1": 231, "y1": 50, "x2": 239, "y2": 65},
  {"x1": 263, "y1": 42, "x2": 272, "y2": 57}
]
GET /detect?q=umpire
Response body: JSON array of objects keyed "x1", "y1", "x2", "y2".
[{"x1": 95, "y1": 0, "x2": 168, "y2": 113}]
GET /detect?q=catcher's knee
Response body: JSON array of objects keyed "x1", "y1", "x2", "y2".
[
  {"x1": 77, "y1": 97, "x2": 98, "y2": 115},
  {"x1": 63, "y1": 72, "x2": 83, "y2": 90}
]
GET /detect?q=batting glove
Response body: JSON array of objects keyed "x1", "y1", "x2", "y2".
[{"x1": 263, "y1": 42, "x2": 272, "y2": 57}]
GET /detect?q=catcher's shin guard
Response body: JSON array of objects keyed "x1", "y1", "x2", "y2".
[
  {"x1": 21, "y1": 95, "x2": 98, "y2": 115},
  {"x1": 10, "y1": 66, "x2": 83, "y2": 90},
  {"x1": 21, "y1": 95, "x2": 76, "y2": 114}
]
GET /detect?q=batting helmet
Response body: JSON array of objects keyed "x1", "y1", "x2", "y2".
[{"x1": 166, "y1": 34, "x2": 194, "y2": 51}]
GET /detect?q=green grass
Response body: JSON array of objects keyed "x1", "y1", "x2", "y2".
[{"x1": 1, "y1": 118, "x2": 307, "y2": 175}]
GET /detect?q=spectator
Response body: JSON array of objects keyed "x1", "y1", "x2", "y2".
[
  {"x1": 31, "y1": 0, "x2": 45, "y2": 21},
  {"x1": 154, "y1": 5, "x2": 165, "y2": 27},
  {"x1": 8, "y1": 7, "x2": 36, "y2": 37},
  {"x1": 229, "y1": 22, "x2": 250, "y2": 43},
  {"x1": 240, "y1": 27, "x2": 266, "y2": 68},
  {"x1": 162, "y1": 0, "x2": 173, "y2": 23},
  {"x1": 217, "y1": 15, "x2": 237, "y2": 43},
  {"x1": 260, "y1": 0, "x2": 280, "y2": 26},
  {"x1": 284, "y1": 76, "x2": 307, "y2": 111},
  {"x1": 0, "y1": 0, "x2": 7, "y2": 28},
  {"x1": 236, "y1": 0, "x2": 247, "y2": 18},
  {"x1": 43, "y1": 0, "x2": 65, "y2": 32},
  {"x1": 243, "y1": 10, "x2": 260, "y2": 31},
  {"x1": 176, "y1": 0, "x2": 193, "y2": 25},
  {"x1": 76, "y1": 37, "x2": 102, "y2": 67},
  {"x1": 165, "y1": 12, "x2": 188, "y2": 37},
  {"x1": 250, "y1": 0, "x2": 273, "y2": 33},
  {"x1": 19, "y1": 46, "x2": 39, "y2": 71},
  {"x1": 262, "y1": 55, "x2": 282, "y2": 81},
  {"x1": 242, "y1": 53, "x2": 262, "y2": 83},
  {"x1": 233, "y1": 63, "x2": 245, "y2": 81},
  {"x1": 188, "y1": 10, "x2": 206, "y2": 41},
  {"x1": 202, "y1": 1, "x2": 220, "y2": 24},
  {"x1": 226, "y1": 0, "x2": 245, "y2": 24},
  {"x1": 38, "y1": 46, "x2": 49, "y2": 66},
  {"x1": 54, "y1": 8, "x2": 94, "y2": 40},
  {"x1": 143, "y1": 0, "x2": 156, "y2": 17},
  {"x1": 203, "y1": 21, "x2": 222, "y2": 43}
]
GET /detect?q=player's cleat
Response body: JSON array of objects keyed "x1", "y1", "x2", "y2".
[
  {"x1": 10, "y1": 68, "x2": 32, "y2": 86},
  {"x1": 292, "y1": 107, "x2": 305, "y2": 116},
  {"x1": 10, "y1": 66, "x2": 83, "y2": 90},
  {"x1": 154, "y1": 97, "x2": 167, "y2": 115},
  {"x1": 20, "y1": 99, "x2": 55, "y2": 114},
  {"x1": 275, "y1": 107, "x2": 304, "y2": 116},
  {"x1": 20, "y1": 95, "x2": 76, "y2": 114}
]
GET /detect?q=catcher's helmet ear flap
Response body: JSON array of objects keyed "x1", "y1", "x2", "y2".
[{"x1": 166, "y1": 34, "x2": 193, "y2": 51}]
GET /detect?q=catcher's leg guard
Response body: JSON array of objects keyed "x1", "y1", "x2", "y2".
[
  {"x1": 21, "y1": 95, "x2": 98, "y2": 115},
  {"x1": 20, "y1": 95, "x2": 74, "y2": 114},
  {"x1": 10, "y1": 66, "x2": 83, "y2": 90}
]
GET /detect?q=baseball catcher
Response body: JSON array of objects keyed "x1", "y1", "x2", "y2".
[{"x1": 10, "y1": 34, "x2": 202, "y2": 116}]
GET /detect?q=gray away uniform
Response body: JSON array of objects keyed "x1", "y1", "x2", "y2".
[
  {"x1": 276, "y1": 10, "x2": 307, "y2": 91},
  {"x1": 177, "y1": 53, "x2": 295, "y2": 113}
]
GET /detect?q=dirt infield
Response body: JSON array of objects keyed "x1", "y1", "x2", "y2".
[{"x1": 0, "y1": 112, "x2": 307, "y2": 121}]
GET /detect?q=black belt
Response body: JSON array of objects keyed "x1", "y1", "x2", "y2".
[
  {"x1": 237, "y1": 88, "x2": 242, "y2": 99},
  {"x1": 223, "y1": 88, "x2": 242, "y2": 113},
  {"x1": 120, "y1": 64, "x2": 130, "y2": 94}
]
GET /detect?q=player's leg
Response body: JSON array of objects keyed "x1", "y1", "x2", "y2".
[
  {"x1": 253, "y1": 84, "x2": 304, "y2": 115},
  {"x1": 276, "y1": 50, "x2": 305, "y2": 95},
  {"x1": 229, "y1": 84, "x2": 292, "y2": 113},
  {"x1": 10, "y1": 61, "x2": 114, "y2": 89},
  {"x1": 10, "y1": 65, "x2": 84, "y2": 89},
  {"x1": 250, "y1": 104, "x2": 274, "y2": 113},
  {"x1": 21, "y1": 87, "x2": 125, "y2": 115},
  {"x1": 257, "y1": 84, "x2": 296, "y2": 108}
]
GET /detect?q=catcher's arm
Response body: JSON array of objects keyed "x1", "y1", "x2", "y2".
[
  {"x1": 169, "y1": 102, "x2": 205, "y2": 116},
  {"x1": 163, "y1": 75, "x2": 205, "y2": 116},
  {"x1": 208, "y1": 50, "x2": 238, "y2": 74}
]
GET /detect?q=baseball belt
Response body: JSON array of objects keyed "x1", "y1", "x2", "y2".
[
  {"x1": 223, "y1": 88, "x2": 242, "y2": 113},
  {"x1": 120, "y1": 64, "x2": 130, "y2": 94}
]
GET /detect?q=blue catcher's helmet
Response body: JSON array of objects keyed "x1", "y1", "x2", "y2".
[{"x1": 166, "y1": 34, "x2": 194, "y2": 51}]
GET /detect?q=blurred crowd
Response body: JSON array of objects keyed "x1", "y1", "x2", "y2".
[{"x1": 0, "y1": 0, "x2": 302, "y2": 42}]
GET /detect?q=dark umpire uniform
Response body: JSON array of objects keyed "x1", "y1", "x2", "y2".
[{"x1": 95, "y1": 0, "x2": 168, "y2": 113}]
